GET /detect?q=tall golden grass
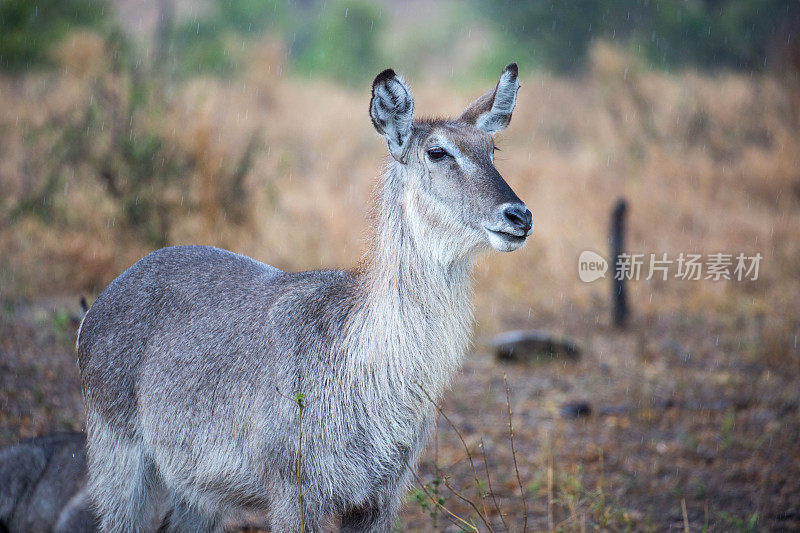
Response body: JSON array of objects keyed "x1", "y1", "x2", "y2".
[{"x1": 1, "y1": 38, "x2": 798, "y2": 357}]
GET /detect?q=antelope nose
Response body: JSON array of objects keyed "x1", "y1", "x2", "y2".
[{"x1": 503, "y1": 205, "x2": 533, "y2": 234}]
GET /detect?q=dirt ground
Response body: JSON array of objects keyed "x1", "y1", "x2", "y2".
[{"x1": 2, "y1": 296, "x2": 797, "y2": 532}]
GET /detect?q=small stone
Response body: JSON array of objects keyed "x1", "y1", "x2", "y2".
[
  {"x1": 560, "y1": 401, "x2": 592, "y2": 419},
  {"x1": 487, "y1": 329, "x2": 581, "y2": 362}
]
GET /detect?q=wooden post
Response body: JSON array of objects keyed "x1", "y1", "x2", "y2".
[{"x1": 610, "y1": 198, "x2": 628, "y2": 328}]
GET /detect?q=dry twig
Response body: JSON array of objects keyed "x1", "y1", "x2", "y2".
[
  {"x1": 400, "y1": 451, "x2": 479, "y2": 533},
  {"x1": 480, "y1": 438, "x2": 510, "y2": 531},
  {"x1": 442, "y1": 476, "x2": 495, "y2": 532},
  {"x1": 681, "y1": 498, "x2": 690, "y2": 533},
  {"x1": 504, "y1": 374, "x2": 528, "y2": 532},
  {"x1": 415, "y1": 380, "x2": 492, "y2": 530}
]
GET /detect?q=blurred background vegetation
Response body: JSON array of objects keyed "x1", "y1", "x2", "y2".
[
  {"x1": 1, "y1": 1, "x2": 800, "y2": 530},
  {"x1": 1, "y1": 0, "x2": 797, "y2": 257},
  {"x1": 2, "y1": 0, "x2": 798, "y2": 79}
]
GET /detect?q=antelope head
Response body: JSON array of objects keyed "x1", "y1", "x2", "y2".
[{"x1": 369, "y1": 63, "x2": 532, "y2": 258}]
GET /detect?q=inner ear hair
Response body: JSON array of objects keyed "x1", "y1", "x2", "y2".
[
  {"x1": 369, "y1": 68, "x2": 415, "y2": 163},
  {"x1": 459, "y1": 63, "x2": 519, "y2": 135}
]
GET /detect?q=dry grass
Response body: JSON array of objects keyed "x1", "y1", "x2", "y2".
[
  {"x1": 1, "y1": 40, "x2": 799, "y2": 531},
  {"x1": 2, "y1": 40, "x2": 798, "y2": 336}
]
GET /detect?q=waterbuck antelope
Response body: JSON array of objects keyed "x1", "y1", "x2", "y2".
[{"x1": 78, "y1": 63, "x2": 533, "y2": 532}]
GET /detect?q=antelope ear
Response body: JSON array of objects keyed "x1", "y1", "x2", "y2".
[
  {"x1": 370, "y1": 68, "x2": 415, "y2": 163},
  {"x1": 459, "y1": 63, "x2": 519, "y2": 134}
]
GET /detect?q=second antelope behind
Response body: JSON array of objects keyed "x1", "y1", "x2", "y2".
[{"x1": 78, "y1": 63, "x2": 532, "y2": 532}]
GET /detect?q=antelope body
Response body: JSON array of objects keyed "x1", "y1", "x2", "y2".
[
  {"x1": 0, "y1": 433, "x2": 97, "y2": 532},
  {"x1": 78, "y1": 64, "x2": 532, "y2": 532}
]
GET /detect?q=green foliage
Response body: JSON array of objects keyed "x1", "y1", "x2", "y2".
[
  {"x1": 171, "y1": 0, "x2": 288, "y2": 77},
  {"x1": 116, "y1": 128, "x2": 188, "y2": 247},
  {"x1": 488, "y1": 1, "x2": 607, "y2": 72},
  {"x1": 642, "y1": 0, "x2": 796, "y2": 71},
  {"x1": 410, "y1": 476, "x2": 444, "y2": 527},
  {"x1": 8, "y1": 63, "x2": 188, "y2": 247},
  {"x1": 172, "y1": 20, "x2": 235, "y2": 76},
  {"x1": 292, "y1": 0, "x2": 384, "y2": 85},
  {"x1": 693, "y1": 481, "x2": 707, "y2": 500},
  {"x1": 293, "y1": 391, "x2": 305, "y2": 409},
  {"x1": 52, "y1": 308, "x2": 73, "y2": 346},
  {"x1": 719, "y1": 511, "x2": 759, "y2": 533},
  {"x1": 481, "y1": 0, "x2": 800, "y2": 73},
  {"x1": 719, "y1": 410, "x2": 736, "y2": 451},
  {"x1": 0, "y1": 0, "x2": 111, "y2": 71},
  {"x1": 3, "y1": 0, "x2": 794, "y2": 79},
  {"x1": 220, "y1": 0, "x2": 287, "y2": 35}
]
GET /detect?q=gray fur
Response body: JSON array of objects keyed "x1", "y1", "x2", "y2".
[
  {"x1": 0, "y1": 432, "x2": 99, "y2": 533},
  {"x1": 78, "y1": 65, "x2": 530, "y2": 532}
]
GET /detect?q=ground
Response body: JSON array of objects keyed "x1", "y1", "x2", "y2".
[{"x1": 2, "y1": 297, "x2": 797, "y2": 532}]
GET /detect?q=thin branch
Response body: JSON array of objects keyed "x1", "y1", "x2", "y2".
[
  {"x1": 555, "y1": 503, "x2": 589, "y2": 530},
  {"x1": 415, "y1": 380, "x2": 491, "y2": 528},
  {"x1": 433, "y1": 413, "x2": 442, "y2": 528},
  {"x1": 442, "y1": 452, "x2": 470, "y2": 472},
  {"x1": 442, "y1": 476, "x2": 495, "y2": 533},
  {"x1": 480, "y1": 439, "x2": 509, "y2": 531},
  {"x1": 277, "y1": 388, "x2": 309, "y2": 532},
  {"x1": 504, "y1": 374, "x2": 528, "y2": 533},
  {"x1": 681, "y1": 499, "x2": 690, "y2": 533},
  {"x1": 401, "y1": 451, "x2": 478, "y2": 533},
  {"x1": 598, "y1": 447, "x2": 607, "y2": 531},
  {"x1": 434, "y1": 412, "x2": 441, "y2": 480},
  {"x1": 547, "y1": 451, "x2": 554, "y2": 533}
]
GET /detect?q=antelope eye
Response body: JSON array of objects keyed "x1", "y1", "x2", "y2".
[{"x1": 426, "y1": 147, "x2": 447, "y2": 161}]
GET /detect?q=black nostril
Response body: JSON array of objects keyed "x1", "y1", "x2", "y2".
[{"x1": 503, "y1": 205, "x2": 532, "y2": 232}]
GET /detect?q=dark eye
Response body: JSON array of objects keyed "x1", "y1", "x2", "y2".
[{"x1": 427, "y1": 147, "x2": 447, "y2": 161}]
